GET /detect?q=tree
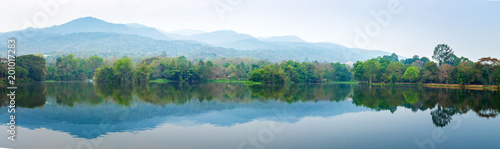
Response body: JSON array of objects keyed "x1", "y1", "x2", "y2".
[
  {"x1": 363, "y1": 59, "x2": 381, "y2": 83},
  {"x1": 420, "y1": 57, "x2": 430, "y2": 64},
  {"x1": 478, "y1": 57, "x2": 500, "y2": 85},
  {"x1": 454, "y1": 56, "x2": 471, "y2": 66},
  {"x1": 94, "y1": 65, "x2": 116, "y2": 82},
  {"x1": 249, "y1": 65, "x2": 288, "y2": 84},
  {"x1": 421, "y1": 62, "x2": 439, "y2": 83},
  {"x1": 113, "y1": 57, "x2": 134, "y2": 83},
  {"x1": 403, "y1": 66, "x2": 419, "y2": 83},
  {"x1": 438, "y1": 64, "x2": 454, "y2": 84},
  {"x1": 17, "y1": 55, "x2": 46, "y2": 81},
  {"x1": 382, "y1": 53, "x2": 399, "y2": 62},
  {"x1": 85, "y1": 56, "x2": 104, "y2": 79},
  {"x1": 494, "y1": 68, "x2": 500, "y2": 86},
  {"x1": 457, "y1": 62, "x2": 473, "y2": 85},
  {"x1": 390, "y1": 74, "x2": 397, "y2": 84},
  {"x1": 332, "y1": 63, "x2": 352, "y2": 81},
  {"x1": 352, "y1": 61, "x2": 366, "y2": 83},
  {"x1": 411, "y1": 60, "x2": 424, "y2": 70},
  {"x1": 134, "y1": 62, "x2": 153, "y2": 82},
  {"x1": 384, "y1": 62, "x2": 405, "y2": 83},
  {"x1": 433, "y1": 44, "x2": 455, "y2": 66}
]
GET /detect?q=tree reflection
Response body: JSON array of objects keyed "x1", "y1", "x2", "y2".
[
  {"x1": 17, "y1": 83, "x2": 47, "y2": 108},
  {"x1": 247, "y1": 84, "x2": 353, "y2": 103},
  {"x1": 0, "y1": 83, "x2": 47, "y2": 108},
  {"x1": 431, "y1": 106, "x2": 457, "y2": 127},
  {"x1": 46, "y1": 82, "x2": 103, "y2": 106},
  {"x1": 351, "y1": 85, "x2": 500, "y2": 127}
]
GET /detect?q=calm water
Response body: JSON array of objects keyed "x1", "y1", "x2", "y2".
[{"x1": 1, "y1": 82, "x2": 499, "y2": 149}]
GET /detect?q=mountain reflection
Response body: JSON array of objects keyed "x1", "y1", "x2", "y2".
[{"x1": 0, "y1": 82, "x2": 499, "y2": 139}]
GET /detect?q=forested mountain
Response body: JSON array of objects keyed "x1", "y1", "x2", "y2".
[{"x1": 0, "y1": 17, "x2": 393, "y2": 63}]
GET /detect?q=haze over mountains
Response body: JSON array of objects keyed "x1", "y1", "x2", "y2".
[{"x1": 0, "y1": 17, "x2": 394, "y2": 63}]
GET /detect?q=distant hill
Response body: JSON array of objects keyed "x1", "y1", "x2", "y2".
[
  {"x1": 259, "y1": 35, "x2": 306, "y2": 42},
  {"x1": 0, "y1": 17, "x2": 394, "y2": 63},
  {"x1": 165, "y1": 29, "x2": 206, "y2": 36},
  {"x1": 185, "y1": 30, "x2": 256, "y2": 44}
]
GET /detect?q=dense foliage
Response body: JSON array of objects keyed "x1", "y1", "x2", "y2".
[
  {"x1": 352, "y1": 44, "x2": 500, "y2": 85},
  {"x1": 0, "y1": 55, "x2": 46, "y2": 82},
  {"x1": 92, "y1": 55, "x2": 353, "y2": 84},
  {"x1": 46, "y1": 54, "x2": 104, "y2": 81}
]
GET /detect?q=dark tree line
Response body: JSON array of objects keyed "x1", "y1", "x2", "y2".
[{"x1": 1, "y1": 54, "x2": 46, "y2": 82}]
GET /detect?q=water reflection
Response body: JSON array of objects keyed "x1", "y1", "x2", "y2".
[
  {"x1": 351, "y1": 85, "x2": 500, "y2": 127},
  {"x1": 0, "y1": 82, "x2": 499, "y2": 139}
]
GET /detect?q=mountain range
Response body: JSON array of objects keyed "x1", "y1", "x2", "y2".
[{"x1": 0, "y1": 17, "x2": 395, "y2": 63}]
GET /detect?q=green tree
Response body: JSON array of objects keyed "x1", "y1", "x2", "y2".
[
  {"x1": 17, "y1": 55, "x2": 46, "y2": 81},
  {"x1": 457, "y1": 62, "x2": 472, "y2": 85},
  {"x1": 134, "y1": 62, "x2": 153, "y2": 82},
  {"x1": 94, "y1": 65, "x2": 116, "y2": 82},
  {"x1": 433, "y1": 44, "x2": 455, "y2": 66},
  {"x1": 113, "y1": 57, "x2": 134, "y2": 83},
  {"x1": 390, "y1": 74, "x2": 397, "y2": 84},
  {"x1": 363, "y1": 59, "x2": 381, "y2": 83},
  {"x1": 249, "y1": 65, "x2": 288, "y2": 84},
  {"x1": 383, "y1": 62, "x2": 405, "y2": 83},
  {"x1": 421, "y1": 62, "x2": 439, "y2": 83},
  {"x1": 352, "y1": 61, "x2": 366, "y2": 83},
  {"x1": 494, "y1": 68, "x2": 500, "y2": 86},
  {"x1": 382, "y1": 53, "x2": 399, "y2": 62},
  {"x1": 403, "y1": 66, "x2": 419, "y2": 83}
]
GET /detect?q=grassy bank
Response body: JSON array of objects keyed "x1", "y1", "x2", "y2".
[
  {"x1": 207, "y1": 79, "x2": 262, "y2": 85},
  {"x1": 43, "y1": 80, "x2": 58, "y2": 82},
  {"x1": 365, "y1": 82, "x2": 499, "y2": 90},
  {"x1": 149, "y1": 79, "x2": 170, "y2": 83},
  {"x1": 423, "y1": 83, "x2": 500, "y2": 90},
  {"x1": 368, "y1": 83, "x2": 419, "y2": 86},
  {"x1": 327, "y1": 81, "x2": 359, "y2": 84}
]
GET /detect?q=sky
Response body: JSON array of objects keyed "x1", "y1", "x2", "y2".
[{"x1": 1, "y1": 0, "x2": 499, "y2": 60}]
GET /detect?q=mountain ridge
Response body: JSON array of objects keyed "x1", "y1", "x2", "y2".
[{"x1": 0, "y1": 17, "x2": 395, "y2": 63}]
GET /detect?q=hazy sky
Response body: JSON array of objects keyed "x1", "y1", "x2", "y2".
[{"x1": 1, "y1": 0, "x2": 499, "y2": 60}]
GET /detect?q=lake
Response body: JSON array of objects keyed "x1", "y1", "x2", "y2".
[{"x1": 1, "y1": 82, "x2": 499, "y2": 149}]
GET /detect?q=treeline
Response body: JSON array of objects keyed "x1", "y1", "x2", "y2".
[
  {"x1": 46, "y1": 54, "x2": 104, "y2": 81},
  {"x1": 0, "y1": 55, "x2": 46, "y2": 82},
  {"x1": 249, "y1": 60, "x2": 352, "y2": 84},
  {"x1": 352, "y1": 44, "x2": 500, "y2": 85},
  {"x1": 2, "y1": 53, "x2": 353, "y2": 84},
  {"x1": 94, "y1": 55, "x2": 353, "y2": 84}
]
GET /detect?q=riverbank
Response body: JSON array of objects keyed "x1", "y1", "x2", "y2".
[
  {"x1": 368, "y1": 82, "x2": 499, "y2": 90},
  {"x1": 422, "y1": 83, "x2": 499, "y2": 90},
  {"x1": 207, "y1": 79, "x2": 262, "y2": 85}
]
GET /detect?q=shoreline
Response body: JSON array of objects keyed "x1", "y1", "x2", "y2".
[{"x1": 367, "y1": 82, "x2": 500, "y2": 91}]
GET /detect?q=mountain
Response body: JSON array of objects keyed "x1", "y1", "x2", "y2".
[
  {"x1": 185, "y1": 30, "x2": 256, "y2": 44},
  {"x1": 0, "y1": 17, "x2": 169, "y2": 42},
  {"x1": 43, "y1": 17, "x2": 170, "y2": 40},
  {"x1": 259, "y1": 35, "x2": 306, "y2": 42},
  {"x1": 165, "y1": 29, "x2": 205, "y2": 36},
  {"x1": 0, "y1": 17, "x2": 394, "y2": 63}
]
